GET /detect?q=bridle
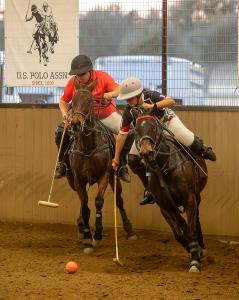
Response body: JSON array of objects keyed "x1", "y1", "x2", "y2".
[
  {"x1": 135, "y1": 115, "x2": 166, "y2": 154},
  {"x1": 71, "y1": 88, "x2": 95, "y2": 133}
]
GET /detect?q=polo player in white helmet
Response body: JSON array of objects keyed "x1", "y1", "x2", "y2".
[{"x1": 112, "y1": 77, "x2": 216, "y2": 205}]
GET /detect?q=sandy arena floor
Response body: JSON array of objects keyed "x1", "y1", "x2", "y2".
[{"x1": 0, "y1": 222, "x2": 239, "y2": 300}]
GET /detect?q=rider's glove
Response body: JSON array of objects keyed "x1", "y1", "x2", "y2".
[
  {"x1": 112, "y1": 158, "x2": 119, "y2": 171},
  {"x1": 63, "y1": 114, "x2": 71, "y2": 127}
]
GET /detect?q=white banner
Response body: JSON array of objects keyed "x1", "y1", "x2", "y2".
[{"x1": 5, "y1": 0, "x2": 79, "y2": 87}]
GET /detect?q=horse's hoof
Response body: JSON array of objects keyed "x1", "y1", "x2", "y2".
[
  {"x1": 127, "y1": 234, "x2": 137, "y2": 241},
  {"x1": 93, "y1": 239, "x2": 102, "y2": 247},
  {"x1": 84, "y1": 247, "x2": 94, "y2": 254},
  {"x1": 189, "y1": 265, "x2": 200, "y2": 273}
]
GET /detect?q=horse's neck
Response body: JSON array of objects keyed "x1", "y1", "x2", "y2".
[
  {"x1": 156, "y1": 137, "x2": 185, "y2": 168},
  {"x1": 74, "y1": 118, "x2": 101, "y2": 150},
  {"x1": 155, "y1": 142, "x2": 170, "y2": 166}
]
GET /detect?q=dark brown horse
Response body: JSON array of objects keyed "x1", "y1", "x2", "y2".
[
  {"x1": 133, "y1": 113, "x2": 208, "y2": 272},
  {"x1": 67, "y1": 80, "x2": 136, "y2": 253}
]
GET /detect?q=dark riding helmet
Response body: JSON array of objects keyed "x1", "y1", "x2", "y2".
[
  {"x1": 31, "y1": 4, "x2": 37, "y2": 11},
  {"x1": 69, "y1": 55, "x2": 93, "y2": 76}
]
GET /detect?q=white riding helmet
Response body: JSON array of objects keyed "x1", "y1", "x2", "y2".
[{"x1": 117, "y1": 77, "x2": 143, "y2": 101}]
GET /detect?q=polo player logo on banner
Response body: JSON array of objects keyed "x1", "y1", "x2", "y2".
[
  {"x1": 25, "y1": 1, "x2": 59, "y2": 66},
  {"x1": 5, "y1": 0, "x2": 78, "y2": 87}
]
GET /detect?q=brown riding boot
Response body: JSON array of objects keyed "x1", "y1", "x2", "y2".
[
  {"x1": 139, "y1": 192, "x2": 155, "y2": 205},
  {"x1": 189, "y1": 136, "x2": 216, "y2": 162}
]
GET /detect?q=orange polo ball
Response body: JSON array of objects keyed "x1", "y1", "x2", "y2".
[{"x1": 66, "y1": 261, "x2": 78, "y2": 274}]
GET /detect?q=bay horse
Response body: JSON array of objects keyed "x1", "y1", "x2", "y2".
[
  {"x1": 133, "y1": 111, "x2": 208, "y2": 272},
  {"x1": 67, "y1": 80, "x2": 136, "y2": 253}
]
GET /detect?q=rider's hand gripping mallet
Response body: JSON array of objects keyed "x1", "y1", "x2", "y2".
[
  {"x1": 38, "y1": 122, "x2": 68, "y2": 208},
  {"x1": 113, "y1": 171, "x2": 123, "y2": 266}
]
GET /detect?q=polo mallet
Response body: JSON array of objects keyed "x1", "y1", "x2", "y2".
[
  {"x1": 27, "y1": 39, "x2": 35, "y2": 54},
  {"x1": 38, "y1": 122, "x2": 68, "y2": 208},
  {"x1": 25, "y1": 0, "x2": 31, "y2": 20},
  {"x1": 113, "y1": 171, "x2": 123, "y2": 266}
]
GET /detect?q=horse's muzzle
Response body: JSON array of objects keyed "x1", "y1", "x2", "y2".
[{"x1": 139, "y1": 140, "x2": 155, "y2": 162}]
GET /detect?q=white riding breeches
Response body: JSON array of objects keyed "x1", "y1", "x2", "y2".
[
  {"x1": 164, "y1": 115, "x2": 194, "y2": 146},
  {"x1": 129, "y1": 114, "x2": 194, "y2": 156},
  {"x1": 101, "y1": 111, "x2": 122, "y2": 134}
]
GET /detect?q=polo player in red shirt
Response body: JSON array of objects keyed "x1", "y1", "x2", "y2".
[{"x1": 54, "y1": 55, "x2": 131, "y2": 182}]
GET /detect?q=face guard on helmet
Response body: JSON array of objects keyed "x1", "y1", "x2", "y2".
[
  {"x1": 69, "y1": 55, "x2": 93, "y2": 76},
  {"x1": 117, "y1": 77, "x2": 143, "y2": 101}
]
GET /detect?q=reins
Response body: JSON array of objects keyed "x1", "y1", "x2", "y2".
[
  {"x1": 136, "y1": 115, "x2": 207, "y2": 176},
  {"x1": 70, "y1": 87, "x2": 115, "y2": 156}
]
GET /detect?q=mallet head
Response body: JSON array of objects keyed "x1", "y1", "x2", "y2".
[{"x1": 38, "y1": 201, "x2": 59, "y2": 208}]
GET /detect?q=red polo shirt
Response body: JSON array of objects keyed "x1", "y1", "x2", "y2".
[{"x1": 61, "y1": 70, "x2": 118, "y2": 119}]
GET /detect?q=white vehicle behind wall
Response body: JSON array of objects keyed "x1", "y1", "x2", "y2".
[{"x1": 94, "y1": 55, "x2": 204, "y2": 105}]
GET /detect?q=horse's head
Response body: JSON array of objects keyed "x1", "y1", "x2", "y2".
[
  {"x1": 135, "y1": 114, "x2": 164, "y2": 162},
  {"x1": 71, "y1": 80, "x2": 96, "y2": 125}
]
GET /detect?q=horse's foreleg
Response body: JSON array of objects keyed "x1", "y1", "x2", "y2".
[
  {"x1": 185, "y1": 193, "x2": 201, "y2": 272},
  {"x1": 195, "y1": 194, "x2": 206, "y2": 253},
  {"x1": 109, "y1": 175, "x2": 136, "y2": 239},
  {"x1": 160, "y1": 205, "x2": 190, "y2": 251},
  {"x1": 75, "y1": 182, "x2": 93, "y2": 252},
  {"x1": 94, "y1": 174, "x2": 109, "y2": 242}
]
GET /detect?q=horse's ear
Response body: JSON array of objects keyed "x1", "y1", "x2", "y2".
[
  {"x1": 86, "y1": 80, "x2": 97, "y2": 92},
  {"x1": 73, "y1": 77, "x2": 81, "y2": 90},
  {"x1": 149, "y1": 104, "x2": 157, "y2": 116},
  {"x1": 131, "y1": 107, "x2": 144, "y2": 119}
]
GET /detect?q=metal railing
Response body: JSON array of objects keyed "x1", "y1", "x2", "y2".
[{"x1": 0, "y1": 0, "x2": 238, "y2": 106}]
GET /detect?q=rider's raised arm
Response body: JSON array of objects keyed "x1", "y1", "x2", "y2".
[
  {"x1": 102, "y1": 72, "x2": 119, "y2": 100},
  {"x1": 143, "y1": 90, "x2": 175, "y2": 110},
  {"x1": 154, "y1": 95, "x2": 175, "y2": 109},
  {"x1": 25, "y1": 15, "x2": 33, "y2": 22}
]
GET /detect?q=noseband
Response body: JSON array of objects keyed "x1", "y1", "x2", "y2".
[{"x1": 136, "y1": 115, "x2": 164, "y2": 152}]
